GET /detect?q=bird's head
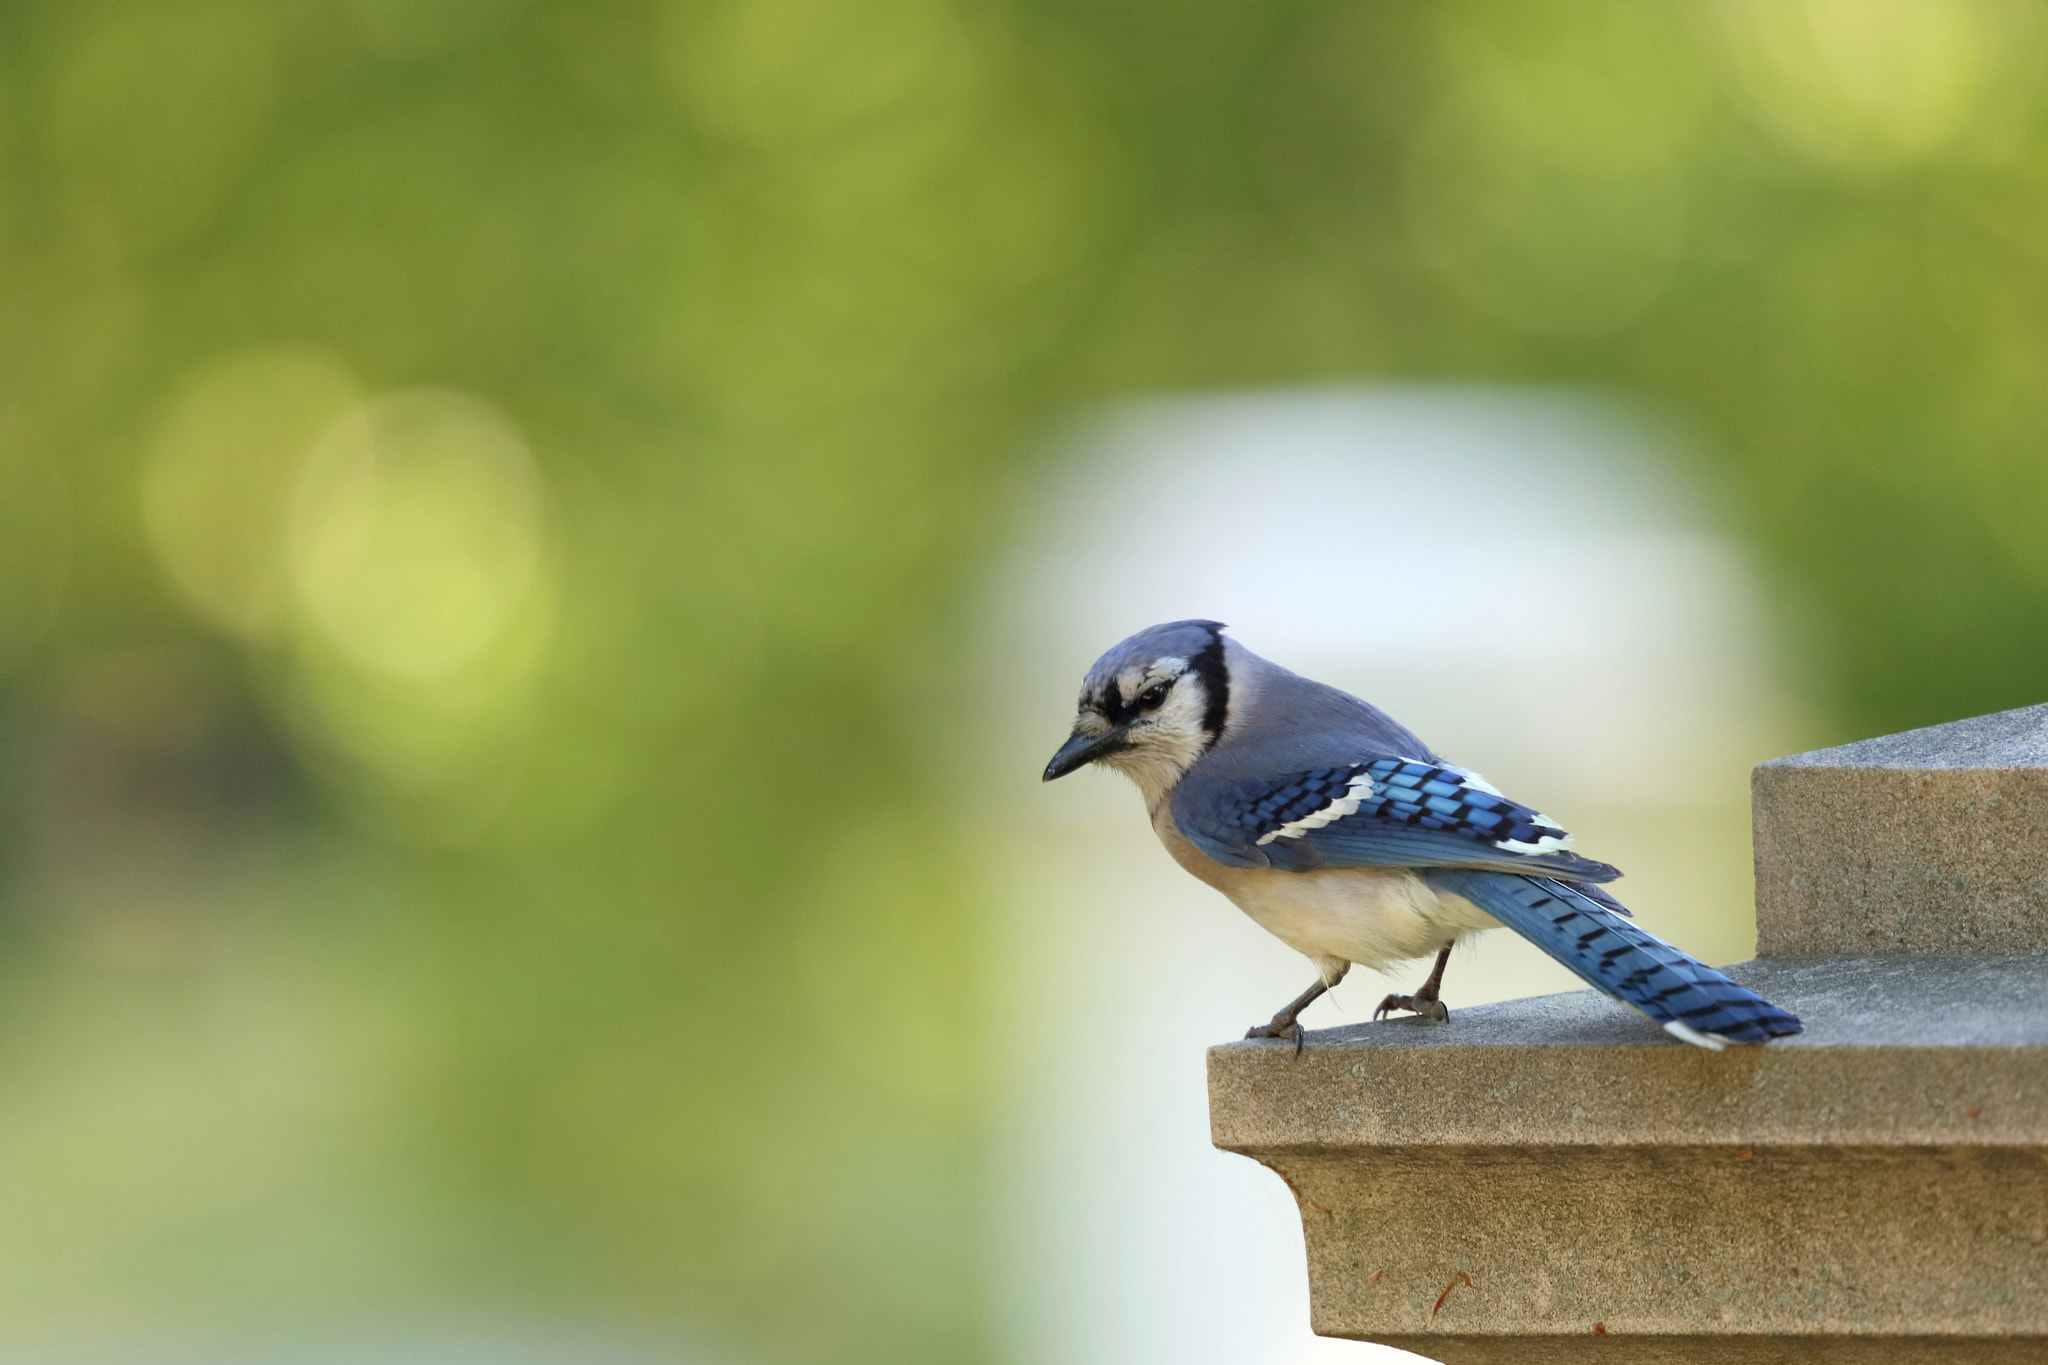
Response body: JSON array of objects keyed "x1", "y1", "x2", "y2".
[{"x1": 1042, "y1": 619, "x2": 1230, "y2": 796}]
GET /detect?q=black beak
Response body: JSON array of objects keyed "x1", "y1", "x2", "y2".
[{"x1": 1042, "y1": 725, "x2": 1131, "y2": 781}]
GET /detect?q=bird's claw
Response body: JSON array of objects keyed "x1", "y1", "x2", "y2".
[
  {"x1": 1244, "y1": 1018, "x2": 1308, "y2": 1055},
  {"x1": 1374, "y1": 993, "x2": 1449, "y2": 1024}
]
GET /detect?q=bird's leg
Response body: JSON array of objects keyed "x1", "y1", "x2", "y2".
[
  {"x1": 1375, "y1": 943, "x2": 1453, "y2": 1024},
  {"x1": 1246, "y1": 964, "x2": 1350, "y2": 1054}
]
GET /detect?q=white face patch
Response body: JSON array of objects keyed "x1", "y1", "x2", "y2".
[
  {"x1": 1095, "y1": 661, "x2": 1212, "y2": 805},
  {"x1": 1114, "y1": 656, "x2": 1187, "y2": 705},
  {"x1": 1255, "y1": 770, "x2": 1380, "y2": 845}
]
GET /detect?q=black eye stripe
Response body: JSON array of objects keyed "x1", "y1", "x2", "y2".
[{"x1": 1097, "y1": 675, "x2": 1177, "y2": 723}]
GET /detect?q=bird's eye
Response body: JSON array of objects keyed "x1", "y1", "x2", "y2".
[{"x1": 1138, "y1": 682, "x2": 1170, "y2": 711}]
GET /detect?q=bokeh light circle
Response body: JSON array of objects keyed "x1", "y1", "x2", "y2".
[{"x1": 289, "y1": 388, "x2": 545, "y2": 682}]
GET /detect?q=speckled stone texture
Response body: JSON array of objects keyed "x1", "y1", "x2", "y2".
[
  {"x1": 1211, "y1": 961, "x2": 2048, "y2": 1357},
  {"x1": 1753, "y1": 702, "x2": 2048, "y2": 956},
  {"x1": 1209, "y1": 705, "x2": 2048, "y2": 1363}
]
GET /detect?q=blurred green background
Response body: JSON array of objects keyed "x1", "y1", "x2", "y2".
[{"x1": 0, "y1": 0, "x2": 2044, "y2": 1360}]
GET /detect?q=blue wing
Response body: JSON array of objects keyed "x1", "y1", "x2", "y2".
[
  {"x1": 1428, "y1": 870, "x2": 1801, "y2": 1045},
  {"x1": 1172, "y1": 757, "x2": 1622, "y2": 884}
]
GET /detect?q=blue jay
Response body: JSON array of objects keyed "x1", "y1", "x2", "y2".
[{"x1": 1041, "y1": 620, "x2": 1802, "y2": 1050}]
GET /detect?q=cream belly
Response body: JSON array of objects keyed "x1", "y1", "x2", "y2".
[{"x1": 1150, "y1": 803, "x2": 1500, "y2": 978}]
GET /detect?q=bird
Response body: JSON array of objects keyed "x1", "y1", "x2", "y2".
[{"x1": 1040, "y1": 619, "x2": 1802, "y2": 1051}]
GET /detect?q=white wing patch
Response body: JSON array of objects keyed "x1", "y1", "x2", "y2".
[
  {"x1": 1446, "y1": 765, "x2": 1505, "y2": 798},
  {"x1": 1449, "y1": 766, "x2": 1574, "y2": 854},
  {"x1": 1254, "y1": 770, "x2": 1379, "y2": 845},
  {"x1": 1495, "y1": 826, "x2": 1575, "y2": 855}
]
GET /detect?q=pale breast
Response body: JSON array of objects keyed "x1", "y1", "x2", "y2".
[{"x1": 1148, "y1": 801, "x2": 1499, "y2": 971}]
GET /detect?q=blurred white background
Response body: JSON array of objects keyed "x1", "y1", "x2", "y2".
[{"x1": 980, "y1": 387, "x2": 1806, "y2": 1364}]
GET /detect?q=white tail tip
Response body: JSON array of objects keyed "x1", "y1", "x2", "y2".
[{"x1": 1662, "y1": 1020, "x2": 1727, "y2": 1051}]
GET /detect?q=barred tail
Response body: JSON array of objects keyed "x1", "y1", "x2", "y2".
[{"x1": 1428, "y1": 869, "x2": 1802, "y2": 1049}]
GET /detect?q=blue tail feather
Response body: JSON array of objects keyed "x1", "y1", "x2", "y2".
[{"x1": 1428, "y1": 869, "x2": 1802, "y2": 1046}]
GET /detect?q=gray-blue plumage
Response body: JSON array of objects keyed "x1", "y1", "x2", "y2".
[{"x1": 1043, "y1": 620, "x2": 1801, "y2": 1049}]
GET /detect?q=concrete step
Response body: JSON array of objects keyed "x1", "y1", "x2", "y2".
[{"x1": 1753, "y1": 701, "x2": 2048, "y2": 956}]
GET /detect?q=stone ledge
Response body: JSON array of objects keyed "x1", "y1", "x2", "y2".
[
  {"x1": 1364, "y1": 1337, "x2": 2048, "y2": 1364},
  {"x1": 1210, "y1": 958, "x2": 2048, "y2": 1359},
  {"x1": 1211, "y1": 958, "x2": 2048, "y2": 1151}
]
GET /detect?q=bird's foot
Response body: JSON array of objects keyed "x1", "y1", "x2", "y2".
[
  {"x1": 1244, "y1": 1017, "x2": 1308, "y2": 1055},
  {"x1": 1374, "y1": 993, "x2": 1449, "y2": 1024}
]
